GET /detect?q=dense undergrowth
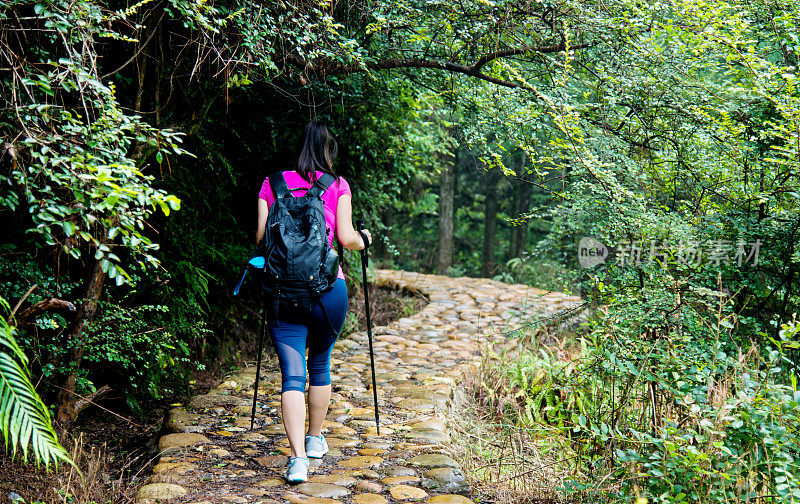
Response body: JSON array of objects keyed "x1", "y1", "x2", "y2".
[{"x1": 466, "y1": 293, "x2": 800, "y2": 503}]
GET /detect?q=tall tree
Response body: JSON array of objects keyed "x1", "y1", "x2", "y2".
[
  {"x1": 509, "y1": 152, "x2": 532, "y2": 259},
  {"x1": 481, "y1": 167, "x2": 502, "y2": 276},
  {"x1": 1, "y1": 1, "x2": 186, "y2": 425},
  {"x1": 437, "y1": 151, "x2": 457, "y2": 275}
]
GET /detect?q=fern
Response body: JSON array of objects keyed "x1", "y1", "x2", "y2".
[{"x1": 0, "y1": 297, "x2": 71, "y2": 468}]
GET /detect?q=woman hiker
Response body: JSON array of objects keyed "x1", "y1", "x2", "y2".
[{"x1": 255, "y1": 121, "x2": 372, "y2": 483}]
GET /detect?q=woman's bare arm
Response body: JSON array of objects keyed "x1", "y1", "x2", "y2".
[
  {"x1": 336, "y1": 194, "x2": 371, "y2": 250},
  {"x1": 256, "y1": 198, "x2": 269, "y2": 245}
]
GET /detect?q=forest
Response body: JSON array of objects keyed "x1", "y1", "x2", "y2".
[{"x1": 1, "y1": 0, "x2": 799, "y2": 502}]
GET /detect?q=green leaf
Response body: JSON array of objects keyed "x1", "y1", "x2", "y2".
[
  {"x1": 167, "y1": 196, "x2": 181, "y2": 211},
  {"x1": 158, "y1": 200, "x2": 170, "y2": 217},
  {"x1": 61, "y1": 221, "x2": 75, "y2": 237}
]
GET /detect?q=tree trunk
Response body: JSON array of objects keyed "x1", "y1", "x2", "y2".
[
  {"x1": 56, "y1": 258, "x2": 107, "y2": 425},
  {"x1": 482, "y1": 168, "x2": 501, "y2": 276},
  {"x1": 437, "y1": 151, "x2": 456, "y2": 275},
  {"x1": 510, "y1": 181, "x2": 532, "y2": 258},
  {"x1": 510, "y1": 152, "x2": 531, "y2": 258}
]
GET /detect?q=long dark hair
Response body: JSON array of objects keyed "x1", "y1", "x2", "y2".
[{"x1": 297, "y1": 121, "x2": 338, "y2": 182}]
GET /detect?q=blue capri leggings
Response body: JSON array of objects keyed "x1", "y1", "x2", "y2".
[{"x1": 270, "y1": 279, "x2": 348, "y2": 393}]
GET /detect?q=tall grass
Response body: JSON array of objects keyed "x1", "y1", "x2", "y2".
[
  {"x1": 456, "y1": 304, "x2": 800, "y2": 504},
  {"x1": 3, "y1": 432, "x2": 156, "y2": 504}
]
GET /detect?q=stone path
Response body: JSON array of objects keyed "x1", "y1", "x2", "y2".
[{"x1": 135, "y1": 270, "x2": 581, "y2": 504}]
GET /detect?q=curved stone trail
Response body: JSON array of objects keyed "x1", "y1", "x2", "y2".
[{"x1": 136, "y1": 270, "x2": 581, "y2": 504}]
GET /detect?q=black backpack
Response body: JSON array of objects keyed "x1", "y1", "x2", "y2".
[{"x1": 234, "y1": 172, "x2": 340, "y2": 327}]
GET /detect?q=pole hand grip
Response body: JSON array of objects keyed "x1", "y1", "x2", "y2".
[{"x1": 356, "y1": 219, "x2": 371, "y2": 250}]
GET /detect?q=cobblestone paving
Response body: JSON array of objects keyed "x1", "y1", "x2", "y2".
[{"x1": 135, "y1": 270, "x2": 581, "y2": 504}]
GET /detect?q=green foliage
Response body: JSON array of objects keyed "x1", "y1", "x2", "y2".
[
  {"x1": 1, "y1": 4, "x2": 188, "y2": 284},
  {"x1": 0, "y1": 295, "x2": 71, "y2": 468},
  {"x1": 466, "y1": 3, "x2": 800, "y2": 498},
  {"x1": 0, "y1": 254, "x2": 209, "y2": 412},
  {"x1": 482, "y1": 307, "x2": 800, "y2": 501},
  {"x1": 83, "y1": 301, "x2": 209, "y2": 407},
  {"x1": 0, "y1": 251, "x2": 80, "y2": 312},
  {"x1": 0, "y1": 0, "x2": 199, "y2": 426},
  {"x1": 0, "y1": 255, "x2": 77, "y2": 382},
  {"x1": 2, "y1": 87, "x2": 184, "y2": 284},
  {"x1": 492, "y1": 255, "x2": 571, "y2": 291}
]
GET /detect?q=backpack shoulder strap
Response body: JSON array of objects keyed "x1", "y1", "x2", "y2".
[
  {"x1": 269, "y1": 172, "x2": 291, "y2": 199},
  {"x1": 307, "y1": 172, "x2": 336, "y2": 198}
]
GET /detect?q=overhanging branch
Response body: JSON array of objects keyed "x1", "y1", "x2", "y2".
[
  {"x1": 471, "y1": 42, "x2": 591, "y2": 73},
  {"x1": 283, "y1": 41, "x2": 592, "y2": 89}
]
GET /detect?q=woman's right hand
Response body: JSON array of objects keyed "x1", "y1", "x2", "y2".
[{"x1": 358, "y1": 229, "x2": 372, "y2": 249}]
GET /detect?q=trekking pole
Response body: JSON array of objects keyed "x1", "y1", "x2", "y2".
[
  {"x1": 356, "y1": 219, "x2": 380, "y2": 435},
  {"x1": 251, "y1": 300, "x2": 267, "y2": 430}
]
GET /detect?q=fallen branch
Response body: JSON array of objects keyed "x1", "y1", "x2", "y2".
[
  {"x1": 10, "y1": 295, "x2": 76, "y2": 327},
  {"x1": 72, "y1": 384, "x2": 112, "y2": 418},
  {"x1": 46, "y1": 381, "x2": 146, "y2": 428}
]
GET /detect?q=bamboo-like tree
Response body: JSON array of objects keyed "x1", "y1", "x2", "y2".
[{"x1": 0, "y1": 297, "x2": 71, "y2": 467}]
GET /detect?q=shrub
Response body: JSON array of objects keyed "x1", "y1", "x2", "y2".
[{"x1": 82, "y1": 301, "x2": 210, "y2": 411}]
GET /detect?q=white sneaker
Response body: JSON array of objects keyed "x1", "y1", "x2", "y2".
[
  {"x1": 305, "y1": 434, "x2": 329, "y2": 458},
  {"x1": 283, "y1": 456, "x2": 309, "y2": 483}
]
